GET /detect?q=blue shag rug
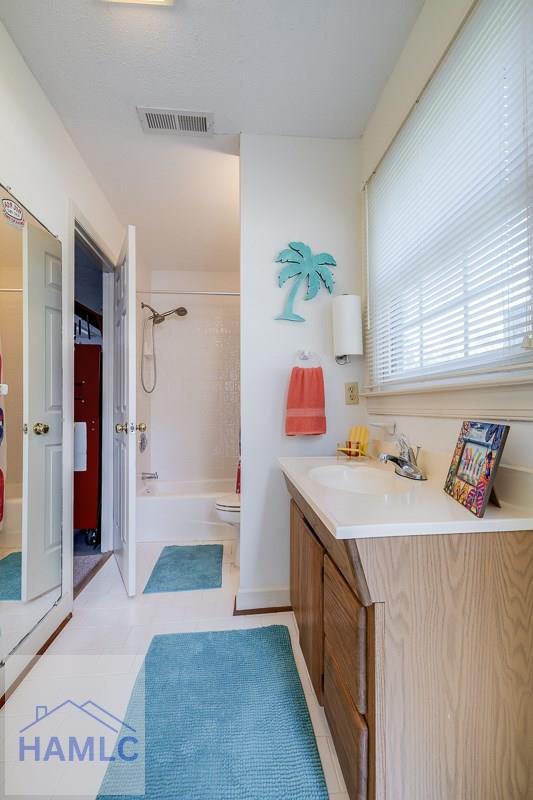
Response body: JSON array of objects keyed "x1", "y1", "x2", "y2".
[
  {"x1": 97, "y1": 625, "x2": 328, "y2": 800},
  {"x1": 143, "y1": 544, "x2": 223, "y2": 594},
  {"x1": 0, "y1": 551, "x2": 21, "y2": 601}
]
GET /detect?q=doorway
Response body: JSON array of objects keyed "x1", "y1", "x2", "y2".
[
  {"x1": 72, "y1": 227, "x2": 113, "y2": 596},
  {"x1": 71, "y1": 222, "x2": 138, "y2": 598}
]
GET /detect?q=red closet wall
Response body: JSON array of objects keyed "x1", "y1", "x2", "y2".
[{"x1": 74, "y1": 344, "x2": 102, "y2": 530}]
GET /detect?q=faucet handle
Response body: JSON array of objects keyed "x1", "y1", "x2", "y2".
[
  {"x1": 395, "y1": 433, "x2": 422, "y2": 465},
  {"x1": 396, "y1": 432, "x2": 410, "y2": 458}
]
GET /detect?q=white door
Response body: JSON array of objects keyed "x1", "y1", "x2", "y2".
[
  {"x1": 113, "y1": 226, "x2": 136, "y2": 596},
  {"x1": 22, "y1": 221, "x2": 63, "y2": 602}
]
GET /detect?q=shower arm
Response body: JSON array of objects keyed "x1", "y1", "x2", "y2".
[{"x1": 141, "y1": 301, "x2": 158, "y2": 320}]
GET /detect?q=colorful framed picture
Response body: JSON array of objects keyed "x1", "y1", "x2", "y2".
[{"x1": 444, "y1": 421, "x2": 509, "y2": 517}]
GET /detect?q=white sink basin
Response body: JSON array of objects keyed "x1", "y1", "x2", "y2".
[{"x1": 308, "y1": 465, "x2": 410, "y2": 496}]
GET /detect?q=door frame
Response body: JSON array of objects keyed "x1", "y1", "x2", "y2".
[
  {"x1": 69, "y1": 209, "x2": 120, "y2": 586},
  {"x1": 74, "y1": 220, "x2": 115, "y2": 553},
  {"x1": 73, "y1": 227, "x2": 115, "y2": 553},
  {"x1": 100, "y1": 272, "x2": 114, "y2": 553}
]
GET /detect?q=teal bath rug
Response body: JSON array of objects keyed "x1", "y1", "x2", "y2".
[
  {"x1": 143, "y1": 544, "x2": 223, "y2": 594},
  {"x1": 97, "y1": 625, "x2": 327, "y2": 799},
  {"x1": 0, "y1": 551, "x2": 21, "y2": 601}
]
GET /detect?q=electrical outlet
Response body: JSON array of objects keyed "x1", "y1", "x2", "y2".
[{"x1": 345, "y1": 382, "x2": 359, "y2": 405}]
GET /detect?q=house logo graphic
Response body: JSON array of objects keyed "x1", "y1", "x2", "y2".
[{"x1": 18, "y1": 700, "x2": 139, "y2": 763}]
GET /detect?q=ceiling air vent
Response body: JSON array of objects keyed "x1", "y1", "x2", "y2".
[{"x1": 137, "y1": 107, "x2": 214, "y2": 136}]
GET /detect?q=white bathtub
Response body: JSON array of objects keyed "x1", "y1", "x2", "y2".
[
  {"x1": 136, "y1": 478, "x2": 236, "y2": 543},
  {"x1": 1, "y1": 483, "x2": 22, "y2": 547}
]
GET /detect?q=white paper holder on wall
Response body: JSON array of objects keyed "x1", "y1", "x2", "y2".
[{"x1": 332, "y1": 294, "x2": 363, "y2": 365}]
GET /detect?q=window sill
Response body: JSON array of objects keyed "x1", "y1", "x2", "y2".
[{"x1": 362, "y1": 370, "x2": 533, "y2": 421}]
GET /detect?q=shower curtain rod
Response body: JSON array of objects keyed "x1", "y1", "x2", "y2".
[{"x1": 137, "y1": 289, "x2": 240, "y2": 297}]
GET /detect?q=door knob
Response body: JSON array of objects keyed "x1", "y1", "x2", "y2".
[
  {"x1": 136, "y1": 422, "x2": 147, "y2": 432},
  {"x1": 33, "y1": 422, "x2": 50, "y2": 435},
  {"x1": 115, "y1": 422, "x2": 128, "y2": 433}
]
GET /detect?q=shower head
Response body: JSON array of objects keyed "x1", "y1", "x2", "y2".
[{"x1": 141, "y1": 301, "x2": 187, "y2": 323}]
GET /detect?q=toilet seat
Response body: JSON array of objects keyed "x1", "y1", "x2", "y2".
[
  {"x1": 215, "y1": 493, "x2": 240, "y2": 568},
  {"x1": 215, "y1": 493, "x2": 240, "y2": 512}
]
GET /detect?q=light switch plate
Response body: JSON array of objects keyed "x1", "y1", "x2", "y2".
[{"x1": 345, "y1": 382, "x2": 359, "y2": 405}]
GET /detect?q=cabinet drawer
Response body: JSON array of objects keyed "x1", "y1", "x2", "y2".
[
  {"x1": 324, "y1": 554, "x2": 367, "y2": 714},
  {"x1": 324, "y1": 643, "x2": 368, "y2": 800}
]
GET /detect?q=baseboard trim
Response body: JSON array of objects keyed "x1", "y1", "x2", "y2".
[
  {"x1": 233, "y1": 598, "x2": 292, "y2": 616},
  {"x1": 0, "y1": 613, "x2": 73, "y2": 709},
  {"x1": 235, "y1": 587, "x2": 291, "y2": 613}
]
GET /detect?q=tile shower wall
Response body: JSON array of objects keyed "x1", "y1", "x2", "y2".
[{"x1": 145, "y1": 291, "x2": 240, "y2": 482}]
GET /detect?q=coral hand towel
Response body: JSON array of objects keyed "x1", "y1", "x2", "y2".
[{"x1": 285, "y1": 367, "x2": 326, "y2": 436}]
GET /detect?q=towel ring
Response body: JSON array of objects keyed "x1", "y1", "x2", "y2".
[{"x1": 294, "y1": 350, "x2": 321, "y2": 366}]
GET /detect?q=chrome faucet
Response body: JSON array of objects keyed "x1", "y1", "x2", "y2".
[
  {"x1": 378, "y1": 434, "x2": 427, "y2": 481},
  {"x1": 141, "y1": 471, "x2": 159, "y2": 480}
]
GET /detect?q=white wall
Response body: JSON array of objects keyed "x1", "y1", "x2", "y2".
[
  {"x1": 140, "y1": 270, "x2": 240, "y2": 483},
  {"x1": 0, "y1": 22, "x2": 123, "y2": 259},
  {"x1": 238, "y1": 134, "x2": 365, "y2": 610},
  {"x1": 0, "y1": 21, "x2": 124, "y2": 669},
  {"x1": 359, "y1": 0, "x2": 533, "y2": 471}
]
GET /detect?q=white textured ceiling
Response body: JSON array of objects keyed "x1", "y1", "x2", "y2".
[{"x1": 0, "y1": 0, "x2": 423, "y2": 273}]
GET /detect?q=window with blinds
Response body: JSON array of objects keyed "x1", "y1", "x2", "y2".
[{"x1": 365, "y1": 0, "x2": 533, "y2": 393}]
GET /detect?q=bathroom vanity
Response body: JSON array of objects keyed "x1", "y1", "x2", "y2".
[{"x1": 281, "y1": 457, "x2": 533, "y2": 800}]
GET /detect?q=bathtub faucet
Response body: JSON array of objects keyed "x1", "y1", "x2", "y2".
[{"x1": 142, "y1": 472, "x2": 159, "y2": 480}]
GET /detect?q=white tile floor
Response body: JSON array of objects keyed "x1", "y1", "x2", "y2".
[{"x1": 2, "y1": 541, "x2": 348, "y2": 799}]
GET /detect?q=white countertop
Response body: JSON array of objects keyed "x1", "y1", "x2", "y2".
[{"x1": 279, "y1": 456, "x2": 533, "y2": 540}]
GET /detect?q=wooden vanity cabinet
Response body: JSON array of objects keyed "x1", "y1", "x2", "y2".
[
  {"x1": 288, "y1": 490, "x2": 533, "y2": 800},
  {"x1": 290, "y1": 501, "x2": 369, "y2": 798}
]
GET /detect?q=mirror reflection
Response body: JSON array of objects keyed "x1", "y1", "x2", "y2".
[{"x1": 0, "y1": 189, "x2": 62, "y2": 661}]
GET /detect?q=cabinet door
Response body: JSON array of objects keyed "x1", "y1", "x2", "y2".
[
  {"x1": 324, "y1": 643, "x2": 368, "y2": 800},
  {"x1": 290, "y1": 500, "x2": 325, "y2": 702},
  {"x1": 290, "y1": 500, "x2": 301, "y2": 620},
  {"x1": 324, "y1": 555, "x2": 367, "y2": 714}
]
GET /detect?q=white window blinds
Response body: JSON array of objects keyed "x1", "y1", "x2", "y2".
[{"x1": 365, "y1": 0, "x2": 533, "y2": 392}]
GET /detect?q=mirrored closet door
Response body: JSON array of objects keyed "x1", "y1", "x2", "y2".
[{"x1": 0, "y1": 188, "x2": 63, "y2": 662}]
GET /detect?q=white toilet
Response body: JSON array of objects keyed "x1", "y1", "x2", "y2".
[{"x1": 215, "y1": 493, "x2": 240, "y2": 566}]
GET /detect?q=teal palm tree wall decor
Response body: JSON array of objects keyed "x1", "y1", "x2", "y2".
[{"x1": 275, "y1": 241, "x2": 337, "y2": 322}]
